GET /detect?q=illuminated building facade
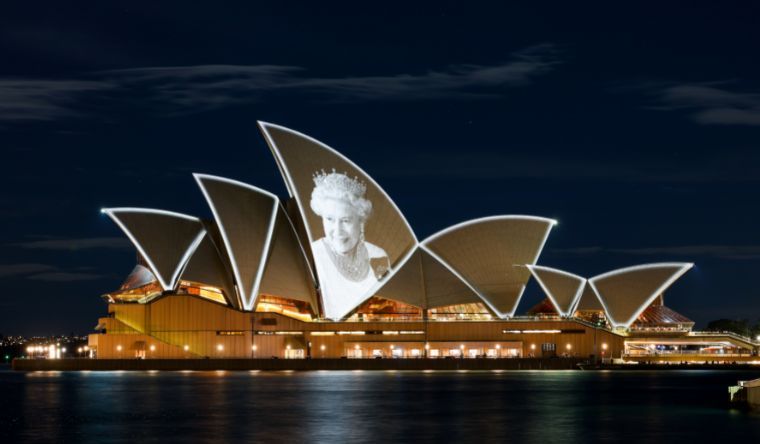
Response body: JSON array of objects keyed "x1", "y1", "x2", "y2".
[{"x1": 88, "y1": 123, "x2": 758, "y2": 362}]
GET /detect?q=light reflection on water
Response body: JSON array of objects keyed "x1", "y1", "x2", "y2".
[{"x1": 2, "y1": 368, "x2": 760, "y2": 443}]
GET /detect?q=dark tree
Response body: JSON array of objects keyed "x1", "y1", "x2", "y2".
[{"x1": 705, "y1": 319, "x2": 751, "y2": 337}]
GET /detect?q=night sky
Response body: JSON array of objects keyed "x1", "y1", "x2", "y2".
[{"x1": 2, "y1": 2, "x2": 760, "y2": 335}]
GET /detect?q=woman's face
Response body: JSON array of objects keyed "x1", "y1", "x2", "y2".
[{"x1": 320, "y1": 198, "x2": 362, "y2": 255}]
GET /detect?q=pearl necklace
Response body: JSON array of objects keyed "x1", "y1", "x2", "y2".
[{"x1": 324, "y1": 240, "x2": 370, "y2": 282}]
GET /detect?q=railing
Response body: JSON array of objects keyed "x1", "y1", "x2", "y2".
[
  {"x1": 626, "y1": 350, "x2": 751, "y2": 356},
  {"x1": 689, "y1": 330, "x2": 758, "y2": 345}
]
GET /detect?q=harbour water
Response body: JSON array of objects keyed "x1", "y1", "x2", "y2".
[{"x1": 2, "y1": 367, "x2": 759, "y2": 443}]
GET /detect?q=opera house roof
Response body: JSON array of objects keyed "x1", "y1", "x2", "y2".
[{"x1": 102, "y1": 122, "x2": 693, "y2": 328}]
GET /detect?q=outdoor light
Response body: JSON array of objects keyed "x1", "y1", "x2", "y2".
[
  {"x1": 424, "y1": 343, "x2": 430, "y2": 350},
  {"x1": 530, "y1": 344, "x2": 536, "y2": 350},
  {"x1": 602, "y1": 343, "x2": 608, "y2": 350},
  {"x1": 460, "y1": 344, "x2": 465, "y2": 350},
  {"x1": 149, "y1": 345, "x2": 156, "y2": 352},
  {"x1": 286, "y1": 345, "x2": 291, "y2": 350},
  {"x1": 61, "y1": 347, "x2": 66, "y2": 353},
  {"x1": 252, "y1": 345, "x2": 257, "y2": 351},
  {"x1": 116, "y1": 345, "x2": 122, "y2": 352},
  {"x1": 390, "y1": 344, "x2": 394, "y2": 349},
  {"x1": 496, "y1": 344, "x2": 501, "y2": 349},
  {"x1": 320, "y1": 345, "x2": 325, "y2": 351},
  {"x1": 566, "y1": 344, "x2": 572, "y2": 350},
  {"x1": 184, "y1": 345, "x2": 189, "y2": 351},
  {"x1": 217, "y1": 344, "x2": 224, "y2": 351},
  {"x1": 354, "y1": 345, "x2": 360, "y2": 350},
  {"x1": 84, "y1": 346, "x2": 89, "y2": 351}
]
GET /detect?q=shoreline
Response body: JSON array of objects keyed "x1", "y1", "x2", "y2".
[{"x1": 11, "y1": 357, "x2": 760, "y2": 372}]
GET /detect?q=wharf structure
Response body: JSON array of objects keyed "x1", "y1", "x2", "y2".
[{"x1": 86, "y1": 123, "x2": 758, "y2": 363}]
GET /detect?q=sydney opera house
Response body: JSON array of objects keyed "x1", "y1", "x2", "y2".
[{"x1": 88, "y1": 122, "x2": 758, "y2": 363}]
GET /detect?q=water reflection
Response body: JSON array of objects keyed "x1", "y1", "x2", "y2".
[{"x1": 2, "y1": 369, "x2": 760, "y2": 443}]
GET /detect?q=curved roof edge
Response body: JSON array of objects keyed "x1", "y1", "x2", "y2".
[
  {"x1": 257, "y1": 121, "x2": 418, "y2": 244},
  {"x1": 193, "y1": 173, "x2": 279, "y2": 311},
  {"x1": 420, "y1": 215, "x2": 557, "y2": 245},
  {"x1": 102, "y1": 207, "x2": 206, "y2": 292},
  {"x1": 417, "y1": 244, "x2": 499, "y2": 316},
  {"x1": 526, "y1": 265, "x2": 586, "y2": 317},
  {"x1": 422, "y1": 215, "x2": 556, "y2": 318},
  {"x1": 330, "y1": 244, "x2": 420, "y2": 320},
  {"x1": 588, "y1": 262, "x2": 694, "y2": 328}
]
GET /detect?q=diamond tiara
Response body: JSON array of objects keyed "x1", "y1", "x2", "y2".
[{"x1": 312, "y1": 169, "x2": 367, "y2": 197}]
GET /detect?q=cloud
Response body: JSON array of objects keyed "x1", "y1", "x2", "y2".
[
  {"x1": 0, "y1": 263, "x2": 111, "y2": 281},
  {"x1": 0, "y1": 263, "x2": 57, "y2": 278},
  {"x1": 115, "y1": 44, "x2": 560, "y2": 107},
  {"x1": 0, "y1": 44, "x2": 561, "y2": 121},
  {"x1": 14, "y1": 237, "x2": 132, "y2": 250},
  {"x1": 25, "y1": 271, "x2": 108, "y2": 282},
  {"x1": 0, "y1": 79, "x2": 112, "y2": 121},
  {"x1": 651, "y1": 83, "x2": 760, "y2": 126},
  {"x1": 550, "y1": 244, "x2": 760, "y2": 260}
]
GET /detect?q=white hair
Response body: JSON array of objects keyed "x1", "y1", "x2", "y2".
[{"x1": 310, "y1": 172, "x2": 372, "y2": 221}]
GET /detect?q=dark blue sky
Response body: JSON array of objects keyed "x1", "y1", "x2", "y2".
[{"x1": 2, "y1": 2, "x2": 759, "y2": 334}]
